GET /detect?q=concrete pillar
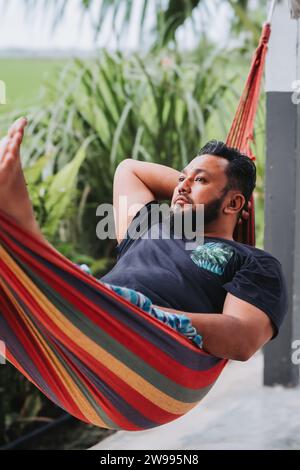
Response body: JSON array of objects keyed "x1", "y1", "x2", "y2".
[{"x1": 264, "y1": 0, "x2": 300, "y2": 386}]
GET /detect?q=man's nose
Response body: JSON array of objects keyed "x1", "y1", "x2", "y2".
[{"x1": 178, "y1": 178, "x2": 191, "y2": 193}]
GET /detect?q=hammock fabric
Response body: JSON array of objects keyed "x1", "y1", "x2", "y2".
[
  {"x1": 229, "y1": 22, "x2": 271, "y2": 247},
  {"x1": 0, "y1": 23, "x2": 271, "y2": 431}
]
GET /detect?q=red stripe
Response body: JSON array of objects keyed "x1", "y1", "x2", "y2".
[
  {"x1": 0, "y1": 290, "x2": 87, "y2": 423},
  {"x1": 54, "y1": 334, "x2": 186, "y2": 428},
  {"x1": 0, "y1": 225, "x2": 226, "y2": 389},
  {"x1": 0, "y1": 215, "x2": 198, "y2": 351},
  {"x1": 52, "y1": 340, "x2": 164, "y2": 431},
  {"x1": 36, "y1": 261, "x2": 227, "y2": 389},
  {"x1": 0, "y1": 213, "x2": 227, "y2": 428},
  {"x1": 0, "y1": 260, "x2": 182, "y2": 428}
]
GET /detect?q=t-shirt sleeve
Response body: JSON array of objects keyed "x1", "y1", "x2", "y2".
[
  {"x1": 223, "y1": 255, "x2": 288, "y2": 339},
  {"x1": 116, "y1": 200, "x2": 159, "y2": 259}
]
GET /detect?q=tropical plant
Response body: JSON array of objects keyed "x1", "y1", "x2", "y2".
[{"x1": 17, "y1": 44, "x2": 241, "y2": 267}]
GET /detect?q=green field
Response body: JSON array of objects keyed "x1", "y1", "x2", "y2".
[{"x1": 0, "y1": 58, "x2": 65, "y2": 112}]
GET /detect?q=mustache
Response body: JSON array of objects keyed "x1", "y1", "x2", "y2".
[{"x1": 174, "y1": 194, "x2": 193, "y2": 204}]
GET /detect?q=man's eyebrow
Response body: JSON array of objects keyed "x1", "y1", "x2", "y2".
[{"x1": 181, "y1": 168, "x2": 212, "y2": 177}]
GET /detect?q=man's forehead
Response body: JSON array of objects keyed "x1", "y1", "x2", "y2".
[{"x1": 182, "y1": 154, "x2": 228, "y2": 174}]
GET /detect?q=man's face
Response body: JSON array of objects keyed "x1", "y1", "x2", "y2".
[{"x1": 170, "y1": 154, "x2": 229, "y2": 225}]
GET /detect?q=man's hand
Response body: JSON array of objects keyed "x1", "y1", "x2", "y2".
[
  {"x1": 113, "y1": 160, "x2": 180, "y2": 243},
  {"x1": 238, "y1": 201, "x2": 252, "y2": 225},
  {"x1": 154, "y1": 291, "x2": 274, "y2": 361}
]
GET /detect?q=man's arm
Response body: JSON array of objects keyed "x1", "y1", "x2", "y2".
[
  {"x1": 154, "y1": 293, "x2": 274, "y2": 361},
  {"x1": 113, "y1": 159, "x2": 180, "y2": 243}
]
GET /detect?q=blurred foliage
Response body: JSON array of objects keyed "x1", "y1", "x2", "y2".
[
  {"x1": 18, "y1": 45, "x2": 240, "y2": 261},
  {"x1": 0, "y1": 364, "x2": 43, "y2": 445},
  {"x1": 23, "y1": 0, "x2": 269, "y2": 49}
]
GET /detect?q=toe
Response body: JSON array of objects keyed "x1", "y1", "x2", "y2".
[
  {"x1": 12, "y1": 131, "x2": 22, "y2": 146},
  {"x1": 1, "y1": 151, "x2": 14, "y2": 172},
  {"x1": 6, "y1": 133, "x2": 22, "y2": 159},
  {"x1": 0, "y1": 136, "x2": 9, "y2": 161},
  {"x1": 0, "y1": 151, "x2": 14, "y2": 173},
  {"x1": 15, "y1": 131, "x2": 23, "y2": 145},
  {"x1": 8, "y1": 117, "x2": 27, "y2": 138},
  {"x1": 8, "y1": 120, "x2": 18, "y2": 138},
  {"x1": 16, "y1": 117, "x2": 27, "y2": 134},
  {"x1": 8, "y1": 136, "x2": 19, "y2": 156}
]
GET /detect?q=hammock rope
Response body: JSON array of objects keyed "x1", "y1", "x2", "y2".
[
  {"x1": 0, "y1": 19, "x2": 272, "y2": 431},
  {"x1": 228, "y1": 22, "x2": 271, "y2": 246}
]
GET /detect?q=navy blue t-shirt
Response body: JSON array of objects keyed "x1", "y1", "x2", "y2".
[{"x1": 101, "y1": 201, "x2": 288, "y2": 339}]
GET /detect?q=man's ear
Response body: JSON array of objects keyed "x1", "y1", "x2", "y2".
[{"x1": 224, "y1": 193, "x2": 245, "y2": 215}]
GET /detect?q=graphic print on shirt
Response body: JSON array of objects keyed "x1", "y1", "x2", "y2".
[{"x1": 190, "y1": 242, "x2": 234, "y2": 275}]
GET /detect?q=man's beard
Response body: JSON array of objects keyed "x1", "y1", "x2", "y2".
[
  {"x1": 168, "y1": 195, "x2": 226, "y2": 238},
  {"x1": 203, "y1": 196, "x2": 225, "y2": 225}
]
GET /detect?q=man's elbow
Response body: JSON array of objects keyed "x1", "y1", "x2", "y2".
[
  {"x1": 232, "y1": 330, "x2": 273, "y2": 362},
  {"x1": 231, "y1": 343, "x2": 257, "y2": 362},
  {"x1": 234, "y1": 350, "x2": 254, "y2": 362}
]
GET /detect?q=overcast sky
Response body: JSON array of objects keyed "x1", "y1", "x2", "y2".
[{"x1": 0, "y1": 0, "x2": 232, "y2": 51}]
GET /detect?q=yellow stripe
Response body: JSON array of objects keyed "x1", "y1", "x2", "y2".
[
  {"x1": 0, "y1": 252, "x2": 114, "y2": 428},
  {"x1": 0, "y1": 245, "x2": 198, "y2": 415}
]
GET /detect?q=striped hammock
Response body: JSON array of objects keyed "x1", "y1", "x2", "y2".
[{"x1": 0, "y1": 24, "x2": 270, "y2": 431}]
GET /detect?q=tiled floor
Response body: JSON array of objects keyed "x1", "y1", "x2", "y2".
[{"x1": 90, "y1": 351, "x2": 300, "y2": 450}]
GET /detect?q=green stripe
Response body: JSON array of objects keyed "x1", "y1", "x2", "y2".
[{"x1": 6, "y1": 247, "x2": 216, "y2": 403}]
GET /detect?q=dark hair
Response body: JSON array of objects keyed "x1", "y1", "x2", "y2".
[{"x1": 197, "y1": 140, "x2": 256, "y2": 211}]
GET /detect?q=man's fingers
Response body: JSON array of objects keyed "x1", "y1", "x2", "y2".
[{"x1": 239, "y1": 208, "x2": 251, "y2": 224}]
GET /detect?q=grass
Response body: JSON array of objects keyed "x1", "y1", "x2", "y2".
[{"x1": 0, "y1": 58, "x2": 65, "y2": 114}]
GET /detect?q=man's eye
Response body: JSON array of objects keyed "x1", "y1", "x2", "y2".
[{"x1": 195, "y1": 177, "x2": 206, "y2": 182}]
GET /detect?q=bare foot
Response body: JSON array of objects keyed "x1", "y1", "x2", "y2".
[{"x1": 0, "y1": 117, "x2": 44, "y2": 240}]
